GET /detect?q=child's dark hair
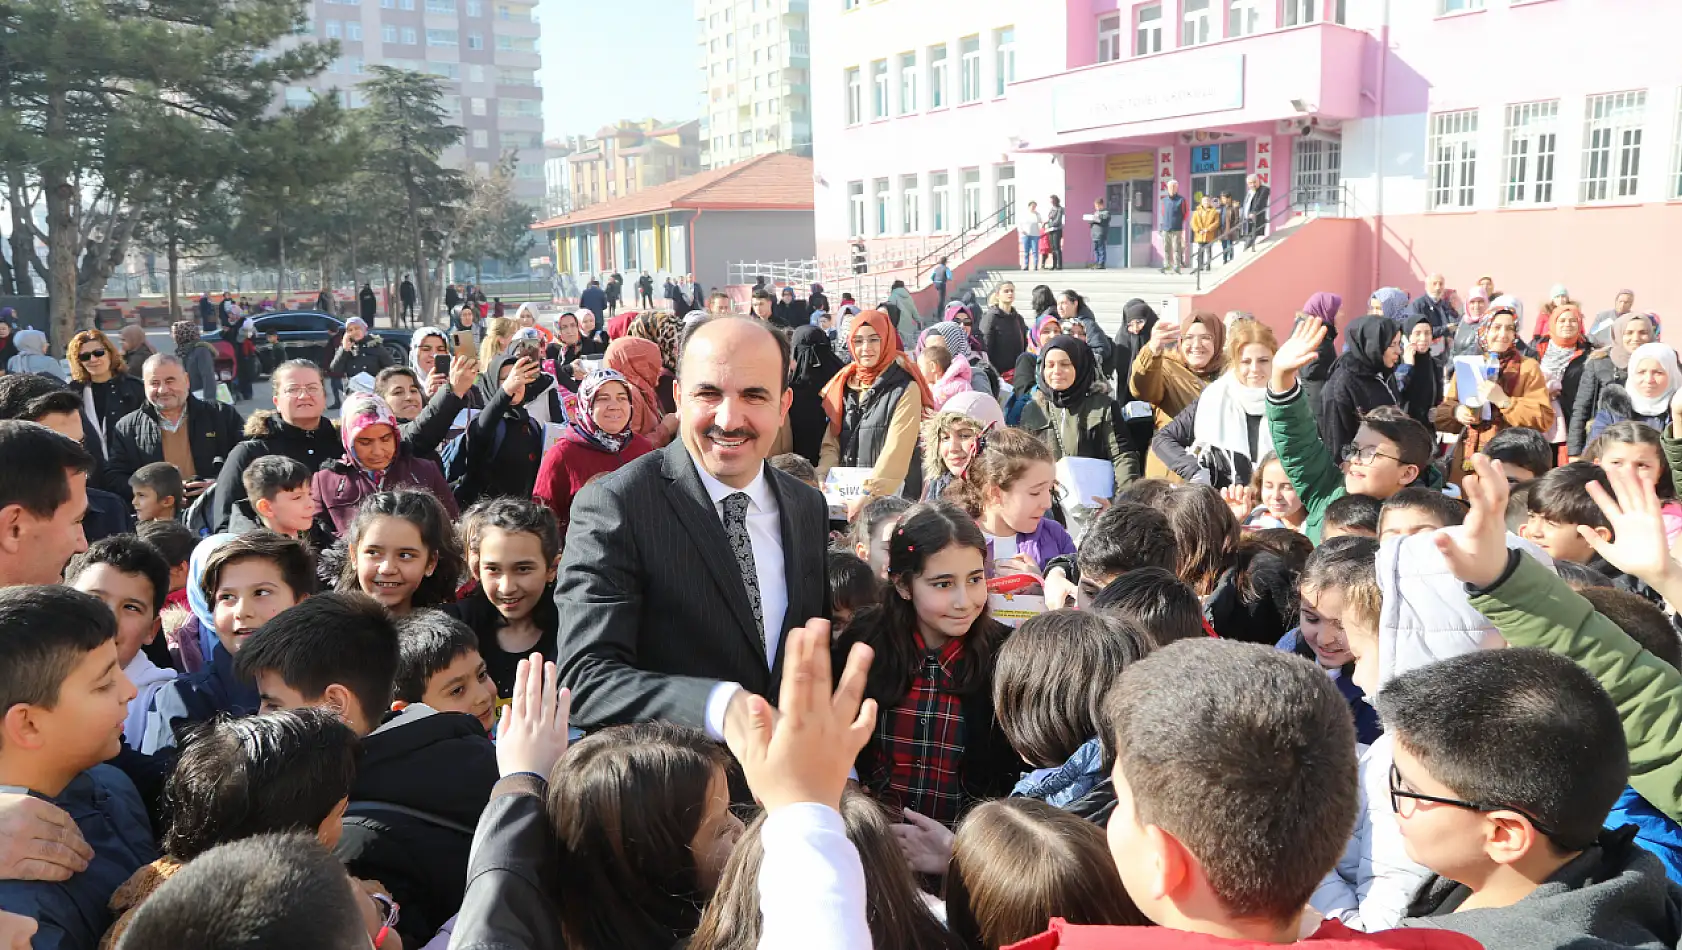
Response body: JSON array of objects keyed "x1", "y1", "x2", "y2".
[
  {"x1": 849, "y1": 495, "x2": 912, "y2": 553},
  {"x1": 1246, "y1": 527, "x2": 1314, "y2": 568},
  {"x1": 163, "y1": 708, "x2": 359, "y2": 860},
  {"x1": 466, "y1": 496, "x2": 561, "y2": 565},
  {"x1": 1586, "y1": 420, "x2": 1677, "y2": 499},
  {"x1": 1160, "y1": 484, "x2": 1239, "y2": 596},
  {"x1": 1504, "y1": 481, "x2": 1534, "y2": 533},
  {"x1": 1483, "y1": 426, "x2": 1555, "y2": 480},
  {"x1": 768, "y1": 452, "x2": 818, "y2": 486},
  {"x1": 1527, "y1": 462, "x2": 1612, "y2": 533},
  {"x1": 67, "y1": 534, "x2": 172, "y2": 614},
  {"x1": 1105, "y1": 639, "x2": 1358, "y2": 922},
  {"x1": 1554, "y1": 560, "x2": 1614, "y2": 590},
  {"x1": 1380, "y1": 487, "x2": 1466, "y2": 531},
  {"x1": 1114, "y1": 477, "x2": 1174, "y2": 507},
  {"x1": 848, "y1": 501, "x2": 1003, "y2": 702},
  {"x1": 0, "y1": 586, "x2": 116, "y2": 712},
  {"x1": 1376, "y1": 648, "x2": 1627, "y2": 852},
  {"x1": 130, "y1": 461, "x2": 186, "y2": 516},
  {"x1": 235, "y1": 593, "x2": 401, "y2": 725},
  {"x1": 394, "y1": 609, "x2": 483, "y2": 704},
  {"x1": 1075, "y1": 502, "x2": 1178, "y2": 581},
  {"x1": 200, "y1": 530, "x2": 318, "y2": 605},
  {"x1": 1359, "y1": 405, "x2": 1435, "y2": 472},
  {"x1": 1090, "y1": 567, "x2": 1205, "y2": 648},
  {"x1": 375, "y1": 365, "x2": 422, "y2": 392},
  {"x1": 953, "y1": 426, "x2": 1054, "y2": 519},
  {"x1": 1299, "y1": 536, "x2": 1381, "y2": 631},
  {"x1": 1323, "y1": 493, "x2": 1382, "y2": 535},
  {"x1": 993, "y1": 609, "x2": 1149, "y2": 768},
  {"x1": 1581, "y1": 587, "x2": 1681, "y2": 668},
  {"x1": 827, "y1": 551, "x2": 879, "y2": 617},
  {"x1": 337, "y1": 490, "x2": 467, "y2": 610},
  {"x1": 241, "y1": 454, "x2": 311, "y2": 505},
  {"x1": 548, "y1": 722, "x2": 731, "y2": 950},
  {"x1": 137, "y1": 519, "x2": 197, "y2": 568}
]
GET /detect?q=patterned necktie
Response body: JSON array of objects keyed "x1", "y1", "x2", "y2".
[{"x1": 721, "y1": 492, "x2": 764, "y2": 644}]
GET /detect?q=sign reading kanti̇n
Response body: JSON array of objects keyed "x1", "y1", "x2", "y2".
[{"x1": 1052, "y1": 55, "x2": 1245, "y2": 134}]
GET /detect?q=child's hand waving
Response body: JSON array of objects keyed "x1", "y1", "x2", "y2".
[{"x1": 496, "y1": 654, "x2": 571, "y2": 782}]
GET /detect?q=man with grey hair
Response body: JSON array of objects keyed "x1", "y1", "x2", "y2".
[
  {"x1": 104, "y1": 353, "x2": 245, "y2": 500},
  {"x1": 1241, "y1": 173, "x2": 1270, "y2": 250},
  {"x1": 1409, "y1": 272, "x2": 1458, "y2": 344},
  {"x1": 1159, "y1": 180, "x2": 1188, "y2": 275}
]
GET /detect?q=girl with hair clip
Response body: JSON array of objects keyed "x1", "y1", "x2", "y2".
[
  {"x1": 689, "y1": 790, "x2": 960, "y2": 950},
  {"x1": 953, "y1": 426, "x2": 1076, "y2": 576},
  {"x1": 833, "y1": 501, "x2": 1024, "y2": 829},
  {"x1": 335, "y1": 489, "x2": 466, "y2": 616}
]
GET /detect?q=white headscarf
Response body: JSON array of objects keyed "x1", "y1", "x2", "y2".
[
  {"x1": 409, "y1": 326, "x2": 449, "y2": 378},
  {"x1": 1627, "y1": 342, "x2": 1682, "y2": 416}
]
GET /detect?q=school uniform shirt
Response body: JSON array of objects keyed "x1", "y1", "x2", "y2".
[{"x1": 873, "y1": 630, "x2": 969, "y2": 827}]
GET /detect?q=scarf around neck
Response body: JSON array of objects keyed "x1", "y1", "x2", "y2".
[
  {"x1": 570, "y1": 369, "x2": 637, "y2": 454},
  {"x1": 1193, "y1": 371, "x2": 1271, "y2": 463},
  {"x1": 1039, "y1": 334, "x2": 1098, "y2": 410}
]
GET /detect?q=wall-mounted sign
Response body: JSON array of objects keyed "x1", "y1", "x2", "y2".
[
  {"x1": 1053, "y1": 55, "x2": 1245, "y2": 134},
  {"x1": 1105, "y1": 152, "x2": 1156, "y2": 181}
]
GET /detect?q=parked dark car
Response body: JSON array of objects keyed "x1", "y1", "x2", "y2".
[{"x1": 204, "y1": 310, "x2": 410, "y2": 380}]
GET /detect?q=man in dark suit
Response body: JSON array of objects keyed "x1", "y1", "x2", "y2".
[
  {"x1": 1241, "y1": 174, "x2": 1271, "y2": 251},
  {"x1": 556, "y1": 316, "x2": 829, "y2": 747}
]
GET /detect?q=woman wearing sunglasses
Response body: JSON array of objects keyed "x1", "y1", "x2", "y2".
[{"x1": 67, "y1": 327, "x2": 145, "y2": 453}]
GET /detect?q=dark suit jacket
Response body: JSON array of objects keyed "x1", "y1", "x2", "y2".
[
  {"x1": 1244, "y1": 185, "x2": 1272, "y2": 224},
  {"x1": 555, "y1": 438, "x2": 830, "y2": 730}
]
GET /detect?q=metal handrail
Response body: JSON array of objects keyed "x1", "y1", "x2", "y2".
[{"x1": 910, "y1": 199, "x2": 1016, "y2": 283}]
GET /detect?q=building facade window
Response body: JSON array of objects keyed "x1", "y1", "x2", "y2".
[
  {"x1": 993, "y1": 27, "x2": 1015, "y2": 96},
  {"x1": 1135, "y1": 4, "x2": 1162, "y2": 55},
  {"x1": 1427, "y1": 109, "x2": 1479, "y2": 210},
  {"x1": 472, "y1": 129, "x2": 489, "y2": 147},
  {"x1": 873, "y1": 179, "x2": 890, "y2": 235},
  {"x1": 1501, "y1": 100, "x2": 1558, "y2": 207},
  {"x1": 871, "y1": 59, "x2": 888, "y2": 119},
  {"x1": 1581, "y1": 90, "x2": 1646, "y2": 203},
  {"x1": 426, "y1": 29, "x2": 456, "y2": 45},
  {"x1": 929, "y1": 44, "x2": 948, "y2": 108},
  {"x1": 324, "y1": 19, "x2": 341, "y2": 37},
  {"x1": 425, "y1": 0, "x2": 454, "y2": 11},
  {"x1": 1282, "y1": 0, "x2": 1316, "y2": 25},
  {"x1": 959, "y1": 35, "x2": 981, "y2": 104},
  {"x1": 468, "y1": 32, "x2": 483, "y2": 48},
  {"x1": 1097, "y1": 14, "x2": 1121, "y2": 62},
  {"x1": 1438, "y1": 0, "x2": 1483, "y2": 13},
  {"x1": 901, "y1": 174, "x2": 921, "y2": 233},
  {"x1": 346, "y1": 21, "x2": 362, "y2": 40},
  {"x1": 961, "y1": 168, "x2": 982, "y2": 229},
  {"x1": 1181, "y1": 0, "x2": 1211, "y2": 46},
  {"x1": 844, "y1": 67, "x2": 861, "y2": 125},
  {"x1": 382, "y1": 24, "x2": 397, "y2": 42},
  {"x1": 848, "y1": 181, "x2": 865, "y2": 237},
  {"x1": 898, "y1": 52, "x2": 917, "y2": 113},
  {"x1": 995, "y1": 163, "x2": 1015, "y2": 226},
  {"x1": 1228, "y1": 0, "x2": 1261, "y2": 36},
  {"x1": 931, "y1": 171, "x2": 950, "y2": 232}
]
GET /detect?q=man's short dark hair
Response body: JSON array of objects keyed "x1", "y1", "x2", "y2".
[
  {"x1": 394, "y1": 610, "x2": 481, "y2": 704},
  {"x1": 0, "y1": 420, "x2": 94, "y2": 520},
  {"x1": 751, "y1": 288, "x2": 774, "y2": 303},
  {"x1": 1358, "y1": 406, "x2": 1435, "y2": 471},
  {"x1": 200, "y1": 531, "x2": 317, "y2": 604},
  {"x1": 242, "y1": 455, "x2": 312, "y2": 506},
  {"x1": 0, "y1": 374, "x2": 64, "y2": 420},
  {"x1": 1089, "y1": 567, "x2": 1203, "y2": 648},
  {"x1": 1076, "y1": 503, "x2": 1178, "y2": 581},
  {"x1": 1554, "y1": 560, "x2": 1614, "y2": 591},
  {"x1": 374, "y1": 366, "x2": 422, "y2": 391},
  {"x1": 20, "y1": 389, "x2": 82, "y2": 423},
  {"x1": 827, "y1": 551, "x2": 878, "y2": 616},
  {"x1": 137, "y1": 520, "x2": 197, "y2": 568},
  {"x1": 769, "y1": 452, "x2": 817, "y2": 485},
  {"x1": 995, "y1": 610, "x2": 1148, "y2": 768},
  {"x1": 1581, "y1": 587, "x2": 1681, "y2": 669},
  {"x1": 0, "y1": 586, "x2": 117, "y2": 712},
  {"x1": 849, "y1": 495, "x2": 912, "y2": 551},
  {"x1": 235, "y1": 593, "x2": 400, "y2": 722},
  {"x1": 68, "y1": 535, "x2": 172, "y2": 614},
  {"x1": 1323, "y1": 493, "x2": 1382, "y2": 535},
  {"x1": 1105, "y1": 640, "x2": 1357, "y2": 921},
  {"x1": 679, "y1": 315, "x2": 792, "y2": 392},
  {"x1": 164, "y1": 708, "x2": 360, "y2": 861},
  {"x1": 130, "y1": 462, "x2": 186, "y2": 516},
  {"x1": 1376, "y1": 648, "x2": 1627, "y2": 852},
  {"x1": 1483, "y1": 426, "x2": 1555, "y2": 479},
  {"x1": 1528, "y1": 462, "x2": 1612, "y2": 533},
  {"x1": 1379, "y1": 487, "x2": 1466, "y2": 529},
  {"x1": 115, "y1": 833, "x2": 369, "y2": 950}
]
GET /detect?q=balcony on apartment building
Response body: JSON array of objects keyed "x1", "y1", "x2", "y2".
[{"x1": 1010, "y1": 21, "x2": 1371, "y2": 152}]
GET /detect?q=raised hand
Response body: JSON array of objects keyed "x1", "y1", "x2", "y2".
[
  {"x1": 726, "y1": 620, "x2": 877, "y2": 812},
  {"x1": 1272, "y1": 319, "x2": 1327, "y2": 392},
  {"x1": 1432, "y1": 454, "x2": 1510, "y2": 589},
  {"x1": 1579, "y1": 466, "x2": 1679, "y2": 589},
  {"x1": 449, "y1": 355, "x2": 480, "y2": 398},
  {"x1": 890, "y1": 807, "x2": 955, "y2": 876},
  {"x1": 1220, "y1": 484, "x2": 1255, "y2": 522},
  {"x1": 495, "y1": 654, "x2": 572, "y2": 781}
]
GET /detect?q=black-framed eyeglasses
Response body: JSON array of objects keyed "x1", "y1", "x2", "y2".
[
  {"x1": 77, "y1": 348, "x2": 107, "y2": 361},
  {"x1": 1341, "y1": 443, "x2": 1400, "y2": 466},
  {"x1": 1388, "y1": 763, "x2": 1563, "y2": 841}
]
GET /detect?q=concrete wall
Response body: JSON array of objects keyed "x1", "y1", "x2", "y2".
[{"x1": 694, "y1": 208, "x2": 817, "y2": 289}]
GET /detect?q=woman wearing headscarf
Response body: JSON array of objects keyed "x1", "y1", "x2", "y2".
[
  {"x1": 1296, "y1": 292, "x2": 1342, "y2": 414},
  {"x1": 310, "y1": 393, "x2": 456, "y2": 538},
  {"x1": 809, "y1": 283, "x2": 829, "y2": 314},
  {"x1": 1572, "y1": 312, "x2": 1655, "y2": 457},
  {"x1": 533, "y1": 368, "x2": 656, "y2": 535},
  {"x1": 457, "y1": 351, "x2": 548, "y2": 506},
  {"x1": 605, "y1": 308, "x2": 637, "y2": 341},
  {"x1": 1588, "y1": 341, "x2": 1681, "y2": 443},
  {"x1": 1432, "y1": 306, "x2": 1553, "y2": 481},
  {"x1": 919, "y1": 320, "x2": 996, "y2": 398},
  {"x1": 575, "y1": 307, "x2": 610, "y2": 354},
  {"x1": 170, "y1": 320, "x2": 219, "y2": 399},
  {"x1": 1449, "y1": 289, "x2": 1491, "y2": 358},
  {"x1": 1395, "y1": 314, "x2": 1445, "y2": 430},
  {"x1": 1030, "y1": 312, "x2": 1062, "y2": 355},
  {"x1": 943, "y1": 300, "x2": 987, "y2": 357},
  {"x1": 818, "y1": 309, "x2": 934, "y2": 505},
  {"x1": 602, "y1": 336, "x2": 671, "y2": 445},
  {"x1": 1368, "y1": 287, "x2": 1409, "y2": 323},
  {"x1": 774, "y1": 286, "x2": 809, "y2": 329},
  {"x1": 1316, "y1": 314, "x2": 1404, "y2": 463},
  {"x1": 1533, "y1": 283, "x2": 1575, "y2": 345},
  {"x1": 782, "y1": 325, "x2": 845, "y2": 466},
  {"x1": 626, "y1": 310, "x2": 680, "y2": 379},
  {"x1": 1019, "y1": 334, "x2": 1140, "y2": 493},
  {"x1": 1532, "y1": 303, "x2": 1593, "y2": 463},
  {"x1": 1129, "y1": 310, "x2": 1226, "y2": 479},
  {"x1": 1150, "y1": 320, "x2": 1276, "y2": 490}
]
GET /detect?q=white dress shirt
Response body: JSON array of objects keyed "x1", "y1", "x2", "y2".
[{"x1": 697, "y1": 462, "x2": 788, "y2": 739}]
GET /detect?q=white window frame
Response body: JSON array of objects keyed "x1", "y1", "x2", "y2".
[
  {"x1": 324, "y1": 19, "x2": 341, "y2": 38},
  {"x1": 993, "y1": 26, "x2": 1015, "y2": 96},
  {"x1": 401, "y1": 26, "x2": 416, "y2": 43},
  {"x1": 995, "y1": 163, "x2": 1016, "y2": 227},
  {"x1": 870, "y1": 59, "x2": 888, "y2": 119},
  {"x1": 1671, "y1": 91, "x2": 1682, "y2": 200},
  {"x1": 873, "y1": 178, "x2": 891, "y2": 235},
  {"x1": 1427, "y1": 109, "x2": 1479, "y2": 210},
  {"x1": 345, "y1": 20, "x2": 362, "y2": 40},
  {"x1": 928, "y1": 44, "x2": 948, "y2": 109},
  {"x1": 961, "y1": 168, "x2": 982, "y2": 229},
  {"x1": 1437, "y1": 0, "x2": 1484, "y2": 13},
  {"x1": 1282, "y1": 0, "x2": 1316, "y2": 26},
  {"x1": 959, "y1": 35, "x2": 981, "y2": 104},
  {"x1": 1581, "y1": 90, "x2": 1646, "y2": 204},
  {"x1": 848, "y1": 181, "x2": 866, "y2": 237},
  {"x1": 1501, "y1": 100, "x2": 1558, "y2": 208},
  {"x1": 901, "y1": 174, "x2": 921, "y2": 233},
  {"x1": 467, "y1": 31, "x2": 483, "y2": 49},
  {"x1": 898, "y1": 52, "x2": 917, "y2": 114},
  {"x1": 931, "y1": 171, "x2": 951, "y2": 233},
  {"x1": 844, "y1": 67, "x2": 861, "y2": 125},
  {"x1": 1181, "y1": 0, "x2": 1212, "y2": 46},
  {"x1": 1228, "y1": 0, "x2": 1262, "y2": 37},
  {"x1": 1097, "y1": 13, "x2": 1122, "y2": 63},
  {"x1": 381, "y1": 24, "x2": 397, "y2": 42},
  {"x1": 1135, "y1": 4, "x2": 1162, "y2": 56}
]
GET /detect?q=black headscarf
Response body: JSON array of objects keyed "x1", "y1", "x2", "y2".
[
  {"x1": 1122, "y1": 299, "x2": 1158, "y2": 348},
  {"x1": 788, "y1": 325, "x2": 843, "y2": 465},
  {"x1": 1040, "y1": 335, "x2": 1099, "y2": 410},
  {"x1": 1336, "y1": 315, "x2": 1400, "y2": 379}
]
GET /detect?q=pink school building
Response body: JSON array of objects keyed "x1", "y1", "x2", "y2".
[{"x1": 812, "y1": 0, "x2": 1682, "y2": 325}]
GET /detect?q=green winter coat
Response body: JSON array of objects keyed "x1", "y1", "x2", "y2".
[{"x1": 1264, "y1": 383, "x2": 1344, "y2": 543}]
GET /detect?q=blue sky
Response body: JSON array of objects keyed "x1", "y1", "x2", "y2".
[{"x1": 540, "y1": 0, "x2": 700, "y2": 140}]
